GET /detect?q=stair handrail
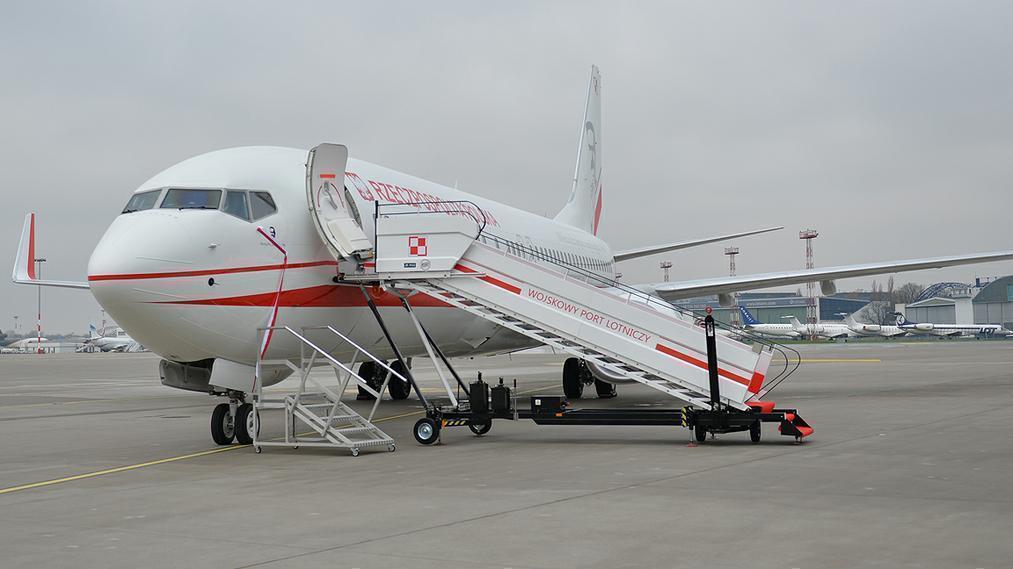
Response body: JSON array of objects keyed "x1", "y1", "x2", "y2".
[{"x1": 474, "y1": 230, "x2": 802, "y2": 393}]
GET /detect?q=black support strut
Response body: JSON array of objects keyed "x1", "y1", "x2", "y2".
[{"x1": 359, "y1": 285, "x2": 429, "y2": 407}]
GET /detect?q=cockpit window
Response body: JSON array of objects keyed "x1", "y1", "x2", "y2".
[
  {"x1": 161, "y1": 189, "x2": 222, "y2": 210},
  {"x1": 222, "y1": 190, "x2": 251, "y2": 221},
  {"x1": 250, "y1": 191, "x2": 277, "y2": 220},
  {"x1": 122, "y1": 190, "x2": 161, "y2": 213}
]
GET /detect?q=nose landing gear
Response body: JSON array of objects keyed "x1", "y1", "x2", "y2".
[{"x1": 210, "y1": 392, "x2": 257, "y2": 445}]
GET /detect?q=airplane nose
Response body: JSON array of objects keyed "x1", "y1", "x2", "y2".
[
  {"x1": 88, "y1": 210, "x2": 197, "y2": 278},
  {"x1": 88, "y1": 210, "x2": 216, "y2": 362}
]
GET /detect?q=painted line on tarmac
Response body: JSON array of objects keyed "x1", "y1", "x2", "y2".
[{"x1": 0, "y1": 384, "x2": 558, "y2": 497}]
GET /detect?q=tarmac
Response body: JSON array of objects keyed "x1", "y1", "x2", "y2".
[{"x1": 1, "y1": 340, "x2": 1012, "y2": 568}]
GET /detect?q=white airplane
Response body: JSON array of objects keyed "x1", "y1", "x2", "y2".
[
  {"x1": 892, "y1": 313, "x2": 1010, "y2": 337},
  {"x1": 737, "y1": 306, "x2": 801, "y2": 338},
  {"x1": 84, "y1": 324, "x2": 139, "y2": 352},
  {"x1": 843, "y1": 312, "x2": 907, "y2": 338},
  {"x1": 2, "y1": 337, "x2": 49, "y2": 353},
  {"x1": 784, "y1": 316, "x2": 855, "y2": 339},
  {"x1": 12, "y1": 66, "x2": 1013, "y2": 445}
]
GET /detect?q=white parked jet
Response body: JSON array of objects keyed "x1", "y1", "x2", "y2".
[
  {"x1": 12, "y1": 66, "x2": 1013, "y2": 445},
  {"x1": 892, "y1": 313, "x2": 1010, "y2": 337},
  {"x1": 843, "y1": 313, "x2": 907, "y2": 338},
  {"x1": 737, "y1": 306, "x2": 801, "y2": 338},
  {"x1": 84, "y1": 324, "x2": 139, "y2": 352}
]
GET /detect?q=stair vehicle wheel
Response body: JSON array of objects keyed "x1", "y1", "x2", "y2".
[
  {"x1": 210, "y1": 403, "x2": 235, "y2": 445},
  {"x1": 356, "y1": 361, "x2": 380, "y2": 400},
  {"x1": 468, "y1": 420, "x2": 492, "y2": 436},
  {"x1": 235, "y1": 403, "x2": 256, "y2": 445},
  {"x1": 413, "y1": 417, "x2": 440, "y2": 445},
  {"x1": 594, "y1": 378, "x2": 617, "y2": 399},
  {"x1": 388, "y1": 360, "x2": 412, "y2": 400},
  {"x1": 749, "y1": 421, "x2": 761, "y2": 443},
  {"x1": 388, "y1": 444, "x2": 396, "y2": 453},
  {"x1": 694, "y1": 424, "x2": 707, "y2": 443},
  {"x1": 351, "y1": 448, "x2": 360, "y2": 457},
  {"x1": 562, "y1": 358, "x2": 584, "y2": 400}
]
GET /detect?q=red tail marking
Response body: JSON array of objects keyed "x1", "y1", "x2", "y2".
[
  {"x1": 319, "y1": 173, "x2": 337, "y2": 179},
  {"x1": 27, "y1": 213, "x2": 36, "y2": 280},
  {"x1": 592, "y1": 184, "x2": 603, "y2": 235}
]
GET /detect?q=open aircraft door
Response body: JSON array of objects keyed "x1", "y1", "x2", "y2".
[{"x1": 307, "y1": 143, "x2": 373, "y2": 259}]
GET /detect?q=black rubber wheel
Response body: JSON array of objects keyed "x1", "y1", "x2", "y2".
[
  {"x1": 594, "y1": 378, "x2": 617, "y2": 399},
  {"x1": 562, "y1": 358, "x2": 584, "y2": 400},
  {"x1": 749, "y1": 421, "x2": 761, "y2": 443},
  {"x1": 694, "y1": 424, "x2": 707, "y2": 443},
  {"x1": 235, "y1": 403, "x2": 256, "y2": 445},
  {"x1": 413, "y1": 418, "x2": 440, "y2": 445},
  {"x1": 356, "y1": 361, "x2": 380, "y2": 400},
  {"x1": 388, "y1": 360, "x2": 412, "y2": 400},
  {"x1": 468, "y1": 421, "x2": 492, "y2": 436},
  {"x1": 211, "y1": 403, "x2": 235, "y2": 445}
]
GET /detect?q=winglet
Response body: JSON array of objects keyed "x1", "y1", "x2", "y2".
[
  {"x1": 13, "y1": 213, "x2": 36, "y2": 282},
  {"x1": 12, "y1": 213, "x2": 89, "y2": 289}
]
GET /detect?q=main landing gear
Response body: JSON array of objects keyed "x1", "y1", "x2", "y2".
[
  {"x1": 562, "y1": 357, "x2": 617, "y2": 400},
  {"x1": 357, "y1": 359, "x2": 413, "y2": 401},
  {"x1": 210, "y1": 392, "x2": 258, "y2": 445}
]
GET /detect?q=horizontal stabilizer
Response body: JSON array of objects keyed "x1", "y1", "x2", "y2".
[
  {"x1": 649, "y1": 250, "x2": 1013, "y2": 301},
  {"x1": 11, "y1": 213, "x2": 89, "y2": 290},
  {"x1": 614, "y1": 226, "x2": 783, "y2": 262}
]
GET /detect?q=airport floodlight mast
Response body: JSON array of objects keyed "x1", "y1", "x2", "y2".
[
  {"x1": 799, "y1": 229, "x2": 819, "y2": 340},
  {"x1": 725, "y1": 247, "x2": 740, "y2": 326},
  {"x1": 35, "y1": 257, "x2": 46, "y2": 354},
  {"x1": 660, "y1": 261, "x2": 673, "y2": 282}
]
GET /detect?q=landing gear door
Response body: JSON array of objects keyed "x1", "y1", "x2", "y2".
[{"x1": 307, "y1": 143, "x2": 373, "y2": 260}]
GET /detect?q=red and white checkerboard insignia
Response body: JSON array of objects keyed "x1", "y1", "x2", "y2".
[{"x1": 408, "y1": 236, "x2": 428, "y2": 256}]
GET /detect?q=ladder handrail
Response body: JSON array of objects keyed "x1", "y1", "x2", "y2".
[
  {"x1": 302, "y1": 325, "x2": 416, "y2": 388},
  {"x1": 257, "y1": 325, "x2": 383, "y2": 400},
  {"x1": 474, "y1": 231, "x2": 802, "y2": 393}
]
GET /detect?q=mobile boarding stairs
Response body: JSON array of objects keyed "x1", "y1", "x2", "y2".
[{"x1": 331, "y1": 200, "x2": 812, "y2": 446}]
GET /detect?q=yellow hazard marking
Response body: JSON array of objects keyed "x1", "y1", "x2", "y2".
[{"x1": 0, "y1": 385, "x2": 560, "y2": 496}]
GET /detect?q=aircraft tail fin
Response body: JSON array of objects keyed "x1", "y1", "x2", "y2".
[
  {"x1": 12, "y1": 213, "x2": 89, "y2": 289},
  {"x1": 892, "y1": 312, "x2": 914, "y2": 326},
  {"x1": 738, "y1": 305, "x2": 761, "y2": 326},
  {"x1": 555, "y1": 65, "x2": 603, "y2": 235}
]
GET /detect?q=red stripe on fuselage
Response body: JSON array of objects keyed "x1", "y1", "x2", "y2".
[
  {"x1": 154, "y1": 284, "x2": 452, "y2": 308},
  {"x1": 453, "y1": 263, "x2": 521, "y2": 294},
  {"x1": 88, "y1": 260, "x2": 337, "y2": 282},
  {"x1": 654, "y1": 343, "x2": 750, "y2": 386}
]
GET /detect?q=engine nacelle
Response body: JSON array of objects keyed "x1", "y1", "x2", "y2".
[
  {"x1": 861, "y1": 324, "x2": 882, "y2": 332},
  {"x1": 820, "y1": 280, "x2": 837, "y2": 296},
  {"x1": 914, "y1": 323, "x2": 934, "y2": 331},
  {"x1": 159, "y1": 359, "x2": 213, "y2": 393}
]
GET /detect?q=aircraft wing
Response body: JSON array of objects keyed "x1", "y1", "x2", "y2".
[
  {"x1": 613, "y1": 226, "x2": 783, "y2": 262},
  {"x1": 647, "y1": 250, "x2": 1013, "y2": 301},
  {"x1": 11, "y1": 213, "x2": 89, "y2": 290}
]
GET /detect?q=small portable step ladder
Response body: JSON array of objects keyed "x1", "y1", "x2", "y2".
[{"x1": 252, "y1": 325, "x2": 403, "y2": 456}]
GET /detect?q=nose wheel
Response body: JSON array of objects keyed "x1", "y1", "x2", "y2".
[{"x1": 210, "y1": 403, "x2": 235, "y2": 445}]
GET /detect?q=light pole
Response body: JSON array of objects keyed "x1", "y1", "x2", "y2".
[
  {"x1": 35, "y1": 258, "x2": 46, "y2": 354},
  {"x1": 659, "y1": 261, "x2": 673, "y2": 282}
]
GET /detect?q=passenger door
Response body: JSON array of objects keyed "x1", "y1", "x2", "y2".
[{"x1": 307, "y1": 143, "x2": 372, "y2": 259}]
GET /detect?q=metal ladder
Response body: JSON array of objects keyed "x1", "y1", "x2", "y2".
[{"x1": 253, "y1": 325, "x2": 402, "y2": 456}]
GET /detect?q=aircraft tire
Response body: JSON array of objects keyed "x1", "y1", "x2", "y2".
[
  {"x1": 594, "y1": 378, "x2": 617, "y2": 399},
  {"x1": 562, "y1": 358, "x2": 583, "y2": 400},
  {"x1": 357, "y1": 361, "x2": 379, "y2": 400},
  {"x1": 211, "y1": 403, "x2": 235, "y2": 445},
  {"x1": 235, "y1": 403, "x2": 256, "y2": 445},
  {"x1": 388, "y1": 360, "x2": 412, "y2": 400},
  {"x1": 749, "y1": 421, "x2": 761, "y2": 443}
]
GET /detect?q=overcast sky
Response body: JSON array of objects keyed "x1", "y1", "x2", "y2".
[{"x1": 3, "y1": 1, "x2": 1013, "y2": 333}]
